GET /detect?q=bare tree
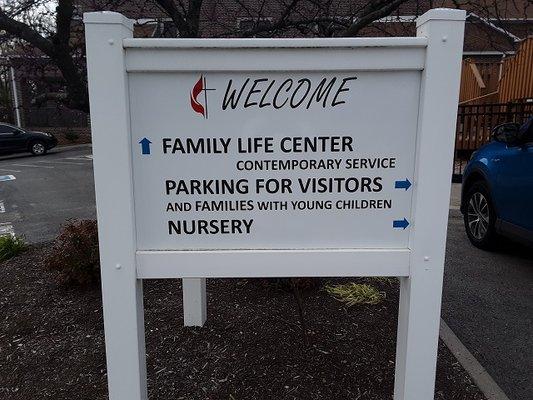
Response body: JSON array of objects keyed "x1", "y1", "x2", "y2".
[
  {"x1": 0, "y1": 0, "x2": 90, "y2": 111},
  {"x1": 450, "y1": 0, "x2": 531, "y2": 52},
  {"x1": 183, "y1": 0, "x2": 413, "y2": 38},
  {"x1": 155, "y1": 0, "x2": 204, "y2": 37},
  {"x1": 0, "y1": 0, "x2": 530, "y2": 114},
  {"x1": 0, "y1": 0, "x2": 417, "y2": 114}
]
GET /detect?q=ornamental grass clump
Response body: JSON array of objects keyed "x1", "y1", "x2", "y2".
[
  {"x1": 45, "y1": 219, "x2": 100, "y2": 286},
  {"x1": 324, "y1": 282, "x2": 385, "y2": 306},
  {"x1": 0, "y1": 235, "x2": 27, "y2": 262}
]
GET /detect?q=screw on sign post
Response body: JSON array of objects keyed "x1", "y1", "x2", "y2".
[{"x1": 84, "y1": 8, "x2": 465, "y2": 400}]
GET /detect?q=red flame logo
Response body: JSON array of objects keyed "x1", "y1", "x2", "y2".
[{"x1": 190, "y1": 75, "x2": 206, "y2": 118}]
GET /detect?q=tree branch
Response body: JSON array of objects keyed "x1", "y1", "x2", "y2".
[
  {"x1": 341, "y1": 0, "x2": 411, "y2": 37},
  {"x1": 54, "y1": 0, "x2": 73, "y2": 49},
  {"x1": 0, "y1": 2, "x2": 89, "y2": 112},
  {"x1": 0, "y1": 6, "x2": 54, "y2": 56},
  {"x1": 154, "y1": 0, "x2": 203, "y2": 37}
]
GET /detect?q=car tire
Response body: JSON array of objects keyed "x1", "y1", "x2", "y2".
[
  {"x1": 30, "y1": 141, "x2": 47, "y2": 156},
  {"x1": 463, "y1": 181, "x2": 497, "y2": 250}
]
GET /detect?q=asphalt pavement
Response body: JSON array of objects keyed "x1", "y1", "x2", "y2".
[
  {"x1": 442, "y1": 211, "x2": 532, "y2": 400},
  {"x1": 0, "y1": 146, "x2": 531, "y2": 399},
  {"x1": 0, "y1": 145, "x2": 95, "y2": 243}
]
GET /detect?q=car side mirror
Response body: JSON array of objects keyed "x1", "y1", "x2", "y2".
[
  {"x1": 12, "y1": 129, "x2": 22, "y2": 135},
  {"x1": 493, "y1": 123, "x2": 521, "y2": 145}
]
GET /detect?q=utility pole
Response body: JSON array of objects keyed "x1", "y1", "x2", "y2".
[{"x1": 9, "y1": 61, "x2": 21, "y2": 127}]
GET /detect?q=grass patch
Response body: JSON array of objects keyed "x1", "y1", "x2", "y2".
[
  {"x1": 324, "y1": 282, "x2": 385, "y2": 306},
  {"x1": 0, "y1": 235, "x2": 27, "y2": 262}
]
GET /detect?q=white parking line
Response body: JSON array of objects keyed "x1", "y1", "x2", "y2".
[
  {"x1": 11, "y1": 164, "x2": 54, "y2": 169},
  {"x1": 35, "y1": 160, "x2": 86, "y2": 166},
  {"x1": 0, "y1": 223, "x2": 15, "y2": 237},
  {"x1": 0, "y1": 168, "x2": 21, "y2": 173},
  {"x1": 0, "y1": 201, "x2": 4, "y2": 213},
  {"x1": 65, "y1": 156, "x2": 93, "y2": 162}
]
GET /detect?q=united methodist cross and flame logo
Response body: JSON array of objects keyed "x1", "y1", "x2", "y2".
[{"x1": 190, "y1": 75, "x2": 215, "y2": 119}]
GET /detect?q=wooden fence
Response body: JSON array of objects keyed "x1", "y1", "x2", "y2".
[
  {"x1": 459, "y1": 38, "x2": 533, "y2": 106},
  {"x1": 499, "y1": 37, "x2": 533, "y2": 103},
  {"x1": 459, "y1": 59, "x2": 501, "y2": 104},
  {"x1": 454, "y1": 38, "x2": 533, "y2": 175}
]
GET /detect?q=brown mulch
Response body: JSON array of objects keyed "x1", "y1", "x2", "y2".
[{"x1": 0, "y1": 244, "x2": 486, "y2": 400}]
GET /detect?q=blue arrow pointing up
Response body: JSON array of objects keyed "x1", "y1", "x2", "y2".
[
  {"x1": 395, "y1": 178, "x2": 412, "y2": 191},
  {"x1": 139, "y1": 138, "x2": 152, "y2": 155},
  {"x1": 393, "y1": 218, "x2": 410, "y2": 229}
]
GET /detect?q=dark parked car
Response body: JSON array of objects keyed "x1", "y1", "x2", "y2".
[
  {"x1": 0, "y1": 123, "x2": 58, "y2": 156},
  {"x1": 461, "y1": 116, "x2": 533, "y2": 249}
]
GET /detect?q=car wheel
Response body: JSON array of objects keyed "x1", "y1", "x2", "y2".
[
  {"x1": 463, "y1": 181, "x2": 497, "y2": 250},
  {"x1": 30, "y1": 141, "x2": 47, "y2": 156}
]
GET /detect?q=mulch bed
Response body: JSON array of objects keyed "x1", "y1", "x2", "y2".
[{"x1": 0, "y1": 244, "x2": 486, "y2": 400}]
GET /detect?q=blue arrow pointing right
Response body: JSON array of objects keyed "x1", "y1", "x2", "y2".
[
  {"x1": 395, "y1": 178, "x2": 412, "y2": 191},
  {"x1": 139, "y1": 137, "x2": 152, "y2": 155},
  {"x1": 393, "y1": 218, "x2": 410, "y2": 229}
]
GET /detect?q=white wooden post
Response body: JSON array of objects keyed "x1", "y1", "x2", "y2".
[
  {"x1": 84, "y1": 12, "x2": 147, "y2": 400},
  {"x1": 182, "y1": 278, "x2": 207, "y2": 326},
  {"x1": 394, "y1": 8, "x2": 465, "y2": 400}
]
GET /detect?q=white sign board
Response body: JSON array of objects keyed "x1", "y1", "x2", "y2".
[
  {"x1": 84, "y1": 8, "x2": 465, "y2": 400},
  {"x1": 130, "y1": 70, "x2": 419, "y2": 250}
]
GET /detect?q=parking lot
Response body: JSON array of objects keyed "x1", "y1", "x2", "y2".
[
  {"x1": 0, "y1": 145, "x2": 531, "y2": 400},
  {"x1": 442, "y1": 211, "x2": 532, "y2": 400},
  {"x1": 0, "y1": 145, "x2": 95, "y2": 242}
]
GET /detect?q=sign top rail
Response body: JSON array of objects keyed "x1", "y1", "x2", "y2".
[{"x1": 122, "y1": 37, "x2": 428, "y2": 49}]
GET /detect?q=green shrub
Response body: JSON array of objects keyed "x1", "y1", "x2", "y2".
[
  {"x1": 324, "y1": 282, "x2": 385, "y2": 306},
  {"x1": 0, "y1": 235, "x2": 27, "y2": 262},
  {"x1": 45, "y1": 219, "x2": 100, "y2": 286},
  {"x1": 65, "y1": 131, "x2": 80, "y2": 142}
]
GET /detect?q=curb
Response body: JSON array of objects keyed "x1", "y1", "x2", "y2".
[
  {"x1": 56, "y1": 143, "x2": 92, "y2": 150},
  {"x1": 440, "y1": 319, "x2": 510, "y2": 400}
]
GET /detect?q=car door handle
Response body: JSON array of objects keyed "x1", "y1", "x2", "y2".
[{"x1": 491, "y1": 158, "x2": 501, "y2": 162}]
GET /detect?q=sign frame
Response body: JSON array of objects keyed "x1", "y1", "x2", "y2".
[{"x1": 84, "y1": 8, "x2": 465, "y2": 400}]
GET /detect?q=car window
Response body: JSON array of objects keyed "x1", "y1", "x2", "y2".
[
  {"x1": 525, "y1": 130, "x2": 533, "y2": 144},
  {"x1": 0, "y1": 124, "x2": 16, "y2": 134},
  {"x1": 493, "y1": 123, "x2": 520, "y2": 143},
  {"x1": 493, "y1": 126, "x2": 506, "y2": 142},
  {"x1": 520, "y1": 117, "x2": 533, "y2": 144}
]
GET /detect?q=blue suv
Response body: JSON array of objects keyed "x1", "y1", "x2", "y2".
[{"x1": 461, "y1": 116, "x2": 533, "y2": 249}]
